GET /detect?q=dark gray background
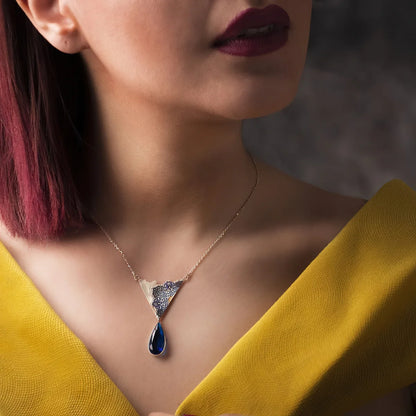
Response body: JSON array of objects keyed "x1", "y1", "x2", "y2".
[{"x1": 243, "y1": 0, "x2": 416, "y2": 198}]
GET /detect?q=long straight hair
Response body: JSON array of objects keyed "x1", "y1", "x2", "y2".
[{"x1": 0, "y1": 1, "x2": 89, "y2": 241}]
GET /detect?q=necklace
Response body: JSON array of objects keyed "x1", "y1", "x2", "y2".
[{"x1": 92, "y1": 153, "x2": 259, "y2": 357}]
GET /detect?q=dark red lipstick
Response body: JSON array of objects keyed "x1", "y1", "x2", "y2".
[{"x1": 212, "y1": 4, "x2": 291, "y2": 57}]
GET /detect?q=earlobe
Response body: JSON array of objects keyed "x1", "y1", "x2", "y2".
[{"x1": 14, "y1": 0, "x2": 88, "y2": 54}]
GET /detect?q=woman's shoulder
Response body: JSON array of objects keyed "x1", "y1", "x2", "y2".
[
  {"x1": 253, "y1": 157, "x2": 368, "y2": 235},
  {"x1": 255, "y1": 158, "x2": 416, "y2": 237},
  {"x1": 0, "y1": 219, "x2": 30, "y2": 269}
]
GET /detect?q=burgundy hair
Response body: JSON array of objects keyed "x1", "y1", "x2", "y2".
[{"x1": 0, "y1": 1, "x2": 90, "y2": 241}]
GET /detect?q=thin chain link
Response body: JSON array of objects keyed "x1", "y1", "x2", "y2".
[{"x1": 93, "y1": 152, "x2": 259, "y2": 284}]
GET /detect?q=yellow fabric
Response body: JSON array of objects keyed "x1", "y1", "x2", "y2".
[{"x1": 1, "y1": 178, "x2": 416, "y2": 416}]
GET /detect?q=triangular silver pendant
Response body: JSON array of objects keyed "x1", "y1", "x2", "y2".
[{"x1": 138, "y1": 278, "x2": 184, "y2": 319}]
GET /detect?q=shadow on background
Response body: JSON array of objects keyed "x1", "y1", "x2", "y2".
[{"x1": 244, "y1": 0, "x2": 416, "y2": 197}]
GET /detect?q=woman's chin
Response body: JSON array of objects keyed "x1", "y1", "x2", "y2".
[{"x1": 220, "y1": 98, "x2": 296, "y2": 121}]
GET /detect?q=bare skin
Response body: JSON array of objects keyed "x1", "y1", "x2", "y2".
[{"x1": 9, "y1": 0, "x2": 415, "y2": 414}]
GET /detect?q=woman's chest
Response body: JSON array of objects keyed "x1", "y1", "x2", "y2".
[
  {"x1": 0, "y1": 200, "x2": 360, "y2": 415},
  {"x1": 8, "y1": 237, "x2": 310, "y2": 415}
]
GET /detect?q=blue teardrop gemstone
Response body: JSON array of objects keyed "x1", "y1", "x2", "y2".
[{"x1": 148, "y1": 322, "x2": 166, "y2": 356}]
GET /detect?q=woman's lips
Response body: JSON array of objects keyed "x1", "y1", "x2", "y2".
[{"x1": 212, "y1": 4, "x2": 291, "y2": 46}]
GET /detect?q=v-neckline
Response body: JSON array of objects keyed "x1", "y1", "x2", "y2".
[{"x1": 1, "y1": 180, "x2": 399, "y2": 416}]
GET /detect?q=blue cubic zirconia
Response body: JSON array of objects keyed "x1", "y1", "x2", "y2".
[{"x1": 148, "y1": 322, "x2": 166, "y2": 356}]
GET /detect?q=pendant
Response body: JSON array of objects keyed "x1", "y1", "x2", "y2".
[
  {"x1": 139, "y1": 279, "x2": 184, "y2": 356},
  {"x1": 149, "y1": 321, "x2": 166, "y2": 356}
]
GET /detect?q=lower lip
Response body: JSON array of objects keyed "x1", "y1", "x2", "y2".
[{"x1": 213, "y1": 28, "x2": 289, "y2": 57}]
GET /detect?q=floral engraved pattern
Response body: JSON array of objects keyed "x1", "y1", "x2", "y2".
[{"x1": 152, "y1": 280, "x2": 183, "y2": 318}]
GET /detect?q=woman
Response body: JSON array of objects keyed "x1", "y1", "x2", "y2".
[{"x1": 0, "y1": 0, "x2": 415, "y2": 415}]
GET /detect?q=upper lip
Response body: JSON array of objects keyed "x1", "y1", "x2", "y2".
[{"x1": 212, "y1": 4, "x2": 291, "y2": 46}]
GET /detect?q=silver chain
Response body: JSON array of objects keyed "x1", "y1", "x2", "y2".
[{"x1": 93, "y1": 152, "x2": 259, "y2": 284}]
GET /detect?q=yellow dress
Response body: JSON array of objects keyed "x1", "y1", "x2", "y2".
[{"x1": 1, "y1": 179, "x2": 415, "y2": 416}]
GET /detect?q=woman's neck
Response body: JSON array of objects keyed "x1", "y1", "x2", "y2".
[{"x1": 81, "y1": 88, "x2": 257, "y2": 240}]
